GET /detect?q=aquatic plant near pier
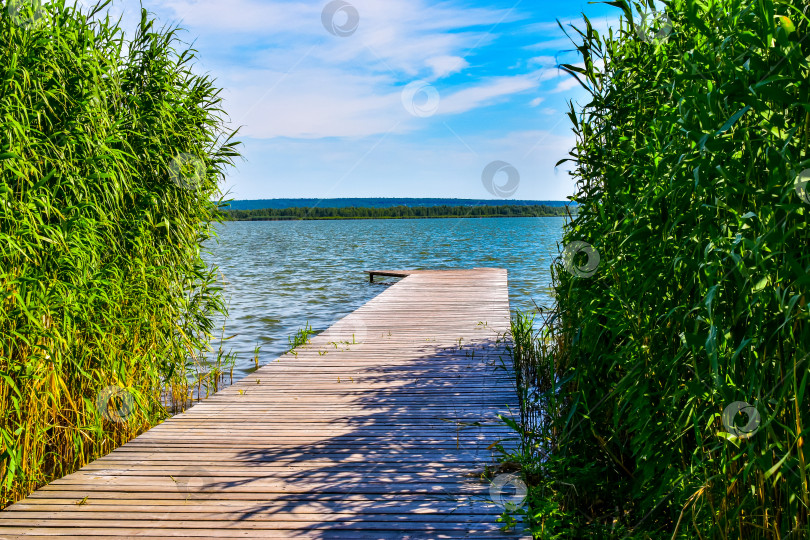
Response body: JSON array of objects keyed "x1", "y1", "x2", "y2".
[
  {"x1": 0, "y1": 0, "x2": 240, "y2": 507},
  {"x1": 507, "y1": 0, "x2": 810, "y2": 537}
]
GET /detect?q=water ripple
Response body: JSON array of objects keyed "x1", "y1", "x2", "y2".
[{"x1": 202, "y1": 217, "x2": 564, "y2": 379}]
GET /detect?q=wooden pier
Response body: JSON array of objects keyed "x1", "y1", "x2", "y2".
[{"x1": 0, "y1": 268, "x2": 520, "y2": 538}]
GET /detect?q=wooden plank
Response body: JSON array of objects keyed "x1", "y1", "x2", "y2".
[{"x1": 0, "y1": 268, "x2": 523, "y2": 538}]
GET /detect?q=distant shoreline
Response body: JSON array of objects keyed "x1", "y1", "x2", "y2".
[
  {"x1": 221, "y1": 204, "x2": 574, "y2": 221},
  {"x1": 223, "y1": 197, "x2": 573, "y2": 211},
  {"x1": 224, "y1": 214, "x2": 570, "y2": 221}
]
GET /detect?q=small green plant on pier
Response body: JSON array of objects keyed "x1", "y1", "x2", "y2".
[{"x1": 287, "y1": 322, "x2": 316, "y2": 355}]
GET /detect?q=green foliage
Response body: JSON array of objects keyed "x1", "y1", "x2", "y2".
[
  {"x1": 0, "y1": 0, "x2": 240, "y2": 507},
  {"x1": 287, "y1": 322, "x2": 316, "y2": 353},
  {"x1": 505, "y1": 309, "x2": 582, "y2": 538},
  {"x1": 223, "y1": 204, "x2": 573, "y2": 221},
  {"x1": 511, "y1": 0, "x2": 810, "y2": 537}
]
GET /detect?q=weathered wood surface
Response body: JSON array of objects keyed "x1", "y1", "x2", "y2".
[{"x1": 1, "y1": 268, "x2": 521, "y2": 539}]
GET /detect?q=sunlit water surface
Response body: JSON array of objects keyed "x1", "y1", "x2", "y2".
[{"x1": 203, "y1": 217, "x2": 565, "y2": 380}]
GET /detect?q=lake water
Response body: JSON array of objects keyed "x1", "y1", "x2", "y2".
[{"x1": 204, "y1": 217, "x2": 565, "y2": 379}]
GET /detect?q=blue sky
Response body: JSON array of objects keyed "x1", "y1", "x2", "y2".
[{"x1": 96, "y1": 0, "x2": 621, "y2": 200}]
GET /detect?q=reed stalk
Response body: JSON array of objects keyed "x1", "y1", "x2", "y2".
[
  {"x1": 0, "y1": 0, "x2": 241, "y2": 508},
  {"x1": 506, "y1": 0, "x2": 810, "y2": 536}
]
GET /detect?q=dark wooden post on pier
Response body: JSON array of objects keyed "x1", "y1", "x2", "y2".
[{"x1": 364, "y1": 270, "x2": 412, "y2": 283}]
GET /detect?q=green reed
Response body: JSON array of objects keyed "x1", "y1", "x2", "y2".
[
  {"x1": 0, "y1": 1, "x2": 240, "y2": 507},
  {"x1": 508, "y1": 0, "x2": 809, "y2": 537},
  {"x1": 287, "y1": 322, "x2": 316, "y2": 355},
  {"x1": 501, "y1": 308, "x2": 576, "y2": 536}
]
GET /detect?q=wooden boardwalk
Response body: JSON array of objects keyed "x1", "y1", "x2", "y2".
[{"x1": 0, "y1": 269, "x2": 521, "y2": 539}]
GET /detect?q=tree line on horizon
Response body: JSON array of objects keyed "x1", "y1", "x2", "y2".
[
  {"x1": 222, "y1": 204, "x2": 572, "y2": 220},
  {"x1": 223, "y1": 197, "x2": 573, "y2": 211}
]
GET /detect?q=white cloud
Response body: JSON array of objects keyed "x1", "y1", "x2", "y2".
[
  {"x1": 222, "y1": 67, "x2": 401, "y2": 139},
  {"x1": 528, "y1": 55, "x2": 557, "y2": 67},
  {"x1": 221, "y1": 68, "x2": 552, "y2": 139},
  {"x1": 146, "y1": 0, "x2": 312, "y2": 34},
  {"x1": 438, "y1": 76, "x2": 538, "y2": 115},
  {"x1": 223, "y1": 129, "x2": 577, "y2": 199},
  {"x1": 77, "y1": 0, "x2": 588, "y2": 199},
  {"x1": 153, "y1": 0, "x2": 513, "y2": 76},
  {"x1": 425, "y1": 55, "x2": 468, "y2": 79},
  {"x1": 551, "y1": 76, "x2": 581, "y2": 93},
  {"x1": 128, "y1": 0, "x2": 535, "y2": 139}
]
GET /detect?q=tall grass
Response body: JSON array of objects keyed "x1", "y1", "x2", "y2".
[
  {"x1": 508, "y1": 0, "x2": 810, "y2": 537},
  {"x1": 0, "y1": 0, "x2": 240, "y2": 508}
]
